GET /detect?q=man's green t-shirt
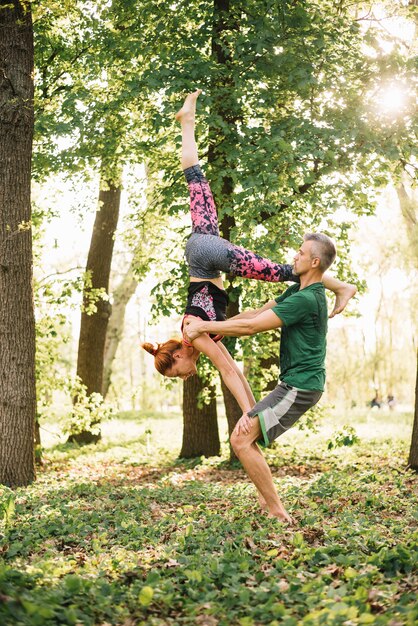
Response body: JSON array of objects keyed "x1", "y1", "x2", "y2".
[{"x1": 272, "y1": 282, "x2": 328, "y2": 391}]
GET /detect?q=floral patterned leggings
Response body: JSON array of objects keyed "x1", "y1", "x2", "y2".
[{"x1": 184, "y1": 164, "x2": 295, "y2": 282}]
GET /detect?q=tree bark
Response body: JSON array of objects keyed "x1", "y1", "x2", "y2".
[
  {"x1": 208, "y1": 0, "x2": 244, "y2": 460},
  {"x1": 102, "y1": 264, "x2": 138, "y2": 398},
  {"x1": 69, "y1": 171, "x2": 121, "y2": 444},
  {"x1": 408, "y1": 349, "x2": 418, "y2": 470},
  {"x1": 0, "y1": 1, "x2": 36, "y2": 486},
  {"x1": 400, "y1": 0, "x2": 418, "y2": 461},
  {"x1": 258, "y1": 334, "x2": 281, "y2": 393},
  {"x1": 397, "y1": 181, "x2": 418, "y2": 470},
  {"x1": 220, "y1": 298, "x2": 242, "y2": 461},
  {"x1": 180, "y1": 375, "x2": 220, "y2": 458}
]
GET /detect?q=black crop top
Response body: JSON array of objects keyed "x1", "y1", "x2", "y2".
[{"x1": 184, "y1": 281, "x2": 228, "y2": 322}]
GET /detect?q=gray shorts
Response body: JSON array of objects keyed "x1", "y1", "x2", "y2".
[
  {"x1": 247, "y1": 382, "x2": 322, "y2": 446},
  {"x1": 185, "y1": 232, "x2": 232, "y2": 279}
]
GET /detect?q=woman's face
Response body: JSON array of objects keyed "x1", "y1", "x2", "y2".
[{"x1": 165, "y1": 346, "x2": 198, "y2": 381}]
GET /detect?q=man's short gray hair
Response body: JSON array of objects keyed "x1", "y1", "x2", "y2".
[{"x1": 304, "y1": 233, "x2": 336, "y2": 271}]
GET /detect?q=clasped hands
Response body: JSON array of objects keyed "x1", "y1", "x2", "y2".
[{"x1": 183, "y1": 318, "x2": 206, "y2": 342}]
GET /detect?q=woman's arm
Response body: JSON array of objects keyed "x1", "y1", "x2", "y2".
[
  {"x1": 191, "y1": 333, "x2": 254, "y2": 413},
  {"x1": 217, "y1": 341, "x2": 256, "y2": 408}
]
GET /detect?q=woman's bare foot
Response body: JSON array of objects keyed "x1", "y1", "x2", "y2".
[
  {"x1": 329, "y1": 283, "x2": 357, "y2": 318},
  {"x1": 175, "y1": 89, "x2": 202, "y2": 123}
]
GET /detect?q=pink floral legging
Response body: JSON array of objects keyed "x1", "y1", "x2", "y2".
[{"x1": 184, "y1": 164, "x2": 294, "y2": 283}]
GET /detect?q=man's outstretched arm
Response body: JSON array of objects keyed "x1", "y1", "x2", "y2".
[
  {"x1": 226, "y1": 299, "x2": 277, "y2": 322},
  {"x1": 185, "y1": 309, "x2": 283, "y2": 341}
]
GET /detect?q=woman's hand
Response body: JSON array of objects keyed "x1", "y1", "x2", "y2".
[
  {"x1": 234, "y1": 413, "x2": 253, "y2": 436},
  {"x1": 184, "y1": 318, "x2": 206, "y2": 342}
]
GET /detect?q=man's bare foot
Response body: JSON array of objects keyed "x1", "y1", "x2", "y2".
[
  {"x1": 266, "y1": 505, "x2": 294, "y2": 524},
  {"x1": 175, "y1": 89, "x2": 202, "y2": 122},
  {"x1": 329, "y1": 283, "x2": 357, "y2": 318},
  {"x1": 258, "y1": 496, "x2": 268, "y2": 512},
  {"x1": 267, "y1": 512, "x2": 295, "y2": 524}
]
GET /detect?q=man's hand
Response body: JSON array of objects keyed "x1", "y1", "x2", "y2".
[
  {"x1": 184, "y1": 318, "x2": 206, "y2": 342},
  {"x1": 329, "y1": 283, "x2": 357, "y2": 318},
  {"x1": 233, "y1": 413, "x2": 253, "y2": 436}
]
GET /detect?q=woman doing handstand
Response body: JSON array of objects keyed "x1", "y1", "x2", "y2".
[{"x1": 142, "y1": 90, "x2": 355, "y2": 416}]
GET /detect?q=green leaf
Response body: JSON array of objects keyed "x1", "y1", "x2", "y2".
[
  {"x1": 138, "y1": 585, "x2": 154, "y2": 606},
  {"x1": 358, "y1": 614, "x2": 376, "y2": 624},
  {"x1": 344, "y1": 567, "x2": 357, "y2": 579},
  {"x1": 184, "y1": 569, "x2": 202, "y2": 583}
]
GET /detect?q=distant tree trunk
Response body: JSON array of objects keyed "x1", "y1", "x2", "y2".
[
  {"x1": 0, "y1": 1, "x2": 36, "y2": 486},
  {"x1": 397, "y1": 182, "x2": 418, "y2": 252},
  {"x1": 408, "y1": 349, "x2": 418, "y2": 470},
  {"x1": 68, "y1": 169, "x2": 121, "y2": 444},
  {"x1": 102, "y1": 264, "x2": 137, "y2": 398},
  {"x1": 180, "y1": 375, "x2": 220, "y2": 458},
  {"x1": 396, "y1": 180, "x2": 418, "y2": 470}
]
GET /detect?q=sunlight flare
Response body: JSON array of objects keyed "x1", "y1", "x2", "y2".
[{"x1": 374, "y1": 83, "x2": 409, "y2": 117}]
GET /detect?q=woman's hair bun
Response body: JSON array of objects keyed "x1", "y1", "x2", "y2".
[{"x1": 141, "y1": 341, "x2": 159, "y2": 357}]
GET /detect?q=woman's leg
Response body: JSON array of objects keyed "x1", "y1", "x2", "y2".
[
  {"x1": 176, "y1": 91, "x2": 293, "y2": 280},
  {"x1": 226, "y1": 242, "x2": 296, "y2": 283},
  {"x1": 175, "y1": 90, "x2": 201, "y2": 170},
  {"x1": 176, "y1": 91, "x2": 219, "y2": 236}
]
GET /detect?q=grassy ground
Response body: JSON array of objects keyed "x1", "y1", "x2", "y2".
[{"x1": 0, "y1": 409, "x2": 417, "y2": 625}]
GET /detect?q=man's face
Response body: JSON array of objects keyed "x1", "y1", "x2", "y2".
[{"x1": 293, "y1": 240, "x2": 317, "y2": 275}]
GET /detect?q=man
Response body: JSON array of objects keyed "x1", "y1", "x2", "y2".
[{"x1": 185, "y1": 233, "x2": 348, "y2": 523}]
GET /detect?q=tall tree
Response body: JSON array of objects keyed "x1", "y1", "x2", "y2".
[
  {"x1": 0, "y1": 1, "x2": 36, "y2": 486},
  {"x1": 396, "y1": 180, "x2": 418, "y2": 469},
  {"x1": 102, "y1": 264, "x2": 137, "y2": 399},
  {"x1": 69, "y1": 165, "x2": 122, "y2": 444},
  {"x1": 208, "y1": 0, "x2": 244, "y2": 447},
  {"x1": 411, "y1": 353, "x2": 418, "y2": 470}
]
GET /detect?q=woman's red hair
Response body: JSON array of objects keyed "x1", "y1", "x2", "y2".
[{"x1": 141, "y1": 339, "x2": 183, "y2": 375}]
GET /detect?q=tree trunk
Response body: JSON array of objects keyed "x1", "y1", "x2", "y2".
[
  {"x1": 34, "y1": 418, "x2": 42, "y2": 466},
  {"x1": 408, "y1": 349, "x2": 418, "y2": 470},
  {"x1": 209, "y1": 0, "x2": 243, "y2": 461},
  {"x1": 259, "y1": 336, "x2": 281, "y2": 393},
  {"x1": 180, "y1": 375, "x2": 220, "y2": 458},
  {"x1": 396, "y1": 180, "x2": 418, "y2": 469},
  {"x1": 0, "y1": 1, "x2": 36, "y2": 486},
  {"x1": 397, "y1": 182, "x2": 418, "y2": 252},
  {"x1": 220, "y1": 298, "x2": 242, "y2": 460},
  {"x1": 102, "y1": 264, "x2": 137, "y2": 398},
  {"x1": 69, "y1": 170, "x2": 121, "y2": 444}
]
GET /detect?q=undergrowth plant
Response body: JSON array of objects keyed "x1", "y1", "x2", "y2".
[{"x1": 0, "y1": 409, "x2": 416, "y2": 626}]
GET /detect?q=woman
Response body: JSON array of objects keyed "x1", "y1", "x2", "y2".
[{"x1": 142, "y1": 90, "x2": 355, "y2": 415}]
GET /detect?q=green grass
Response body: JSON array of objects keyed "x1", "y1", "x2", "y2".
[{"x1": 1, "y1": 409, "x2": 417, "y2": 625}]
